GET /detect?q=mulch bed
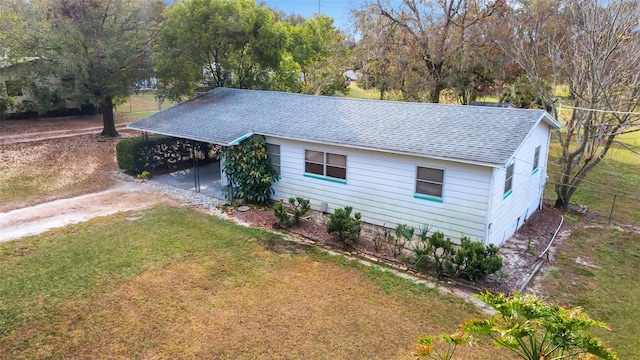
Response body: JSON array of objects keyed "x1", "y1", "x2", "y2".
[{"x1": 232, "y1": 200, "x2": 592, "y2": 295}]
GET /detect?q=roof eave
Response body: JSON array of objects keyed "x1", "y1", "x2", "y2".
[
  {"x1": 260, "y1": 132, "x2": 501, "y2": 168},
  {"x1": 501, "y1": 111, "x2": 562, "y2": 167},
  {"x1": 125, "y1": 124, "x2": 230, "y2": 146},
  {"x1": 541, "y1": 111, "x2": 563, "y2": 130}
]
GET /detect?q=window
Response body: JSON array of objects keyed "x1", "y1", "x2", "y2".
[
  {"x1": 305, "y1": 150, "x2": 346, "y2": 180},
  {"x1": 532, "y1": 146, "x2": 540, "y2": 173},
  {"x1": 5, "y1": 80, "x2": 23, "y2": 96},
  {"x1": 266, "y1": 143, "x2": 280, "y2": 175},
  {"x1": 416, "y1": 166, "x2": 444, "y2": 198},
  {"x1": 504, "y1": 163, "x2": 514, "y2": 197}
]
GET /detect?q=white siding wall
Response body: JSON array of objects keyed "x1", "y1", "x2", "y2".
[
  {"x1": 487, "y1": 122, "x2": 552, "y2": 246},
  {"x1": 267, "y1": 137, "x2": 492, "y2": 243}
]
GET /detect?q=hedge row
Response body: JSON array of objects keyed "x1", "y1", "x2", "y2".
[{"x1": 116, "y1": 135, "x2": 219, "y2": 175}]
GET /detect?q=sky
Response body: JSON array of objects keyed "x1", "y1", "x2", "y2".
[{"x1": 261, "y1": 0, "x2": 368, "y2": 33}]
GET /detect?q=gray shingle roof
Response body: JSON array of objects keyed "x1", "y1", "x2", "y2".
[{"x1": 127, "y1": 87, "x2": 561, "y2": 167}]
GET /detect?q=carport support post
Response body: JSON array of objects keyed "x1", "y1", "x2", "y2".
[
  {"x1": 219, "y1": 151, "x2": 230, "y2": 200},
  {"x1": 143, "y1": 132, "x2": 152, "y2": 176},
  {"x1": 190, "y1": 142, "x2": 200, "y2": 192}
]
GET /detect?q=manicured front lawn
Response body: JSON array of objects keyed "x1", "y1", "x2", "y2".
[
  {"x1": 537, "y1": 227, "x2": 640, "y2": 359},
  {"x1": 0, "y1": 206, "x2": 504, "y2": 359}
]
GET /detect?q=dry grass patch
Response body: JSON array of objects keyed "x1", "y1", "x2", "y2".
[
  {"x1": 1, "y1": 206, "x2": 507, "y2": 359},
  {"x1": 0, "y1": 134, "x2": 120, "y2": 211}
]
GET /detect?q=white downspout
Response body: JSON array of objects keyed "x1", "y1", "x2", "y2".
[{"x1": 484, "y1": 167, "x2": 496, "y2": 246}]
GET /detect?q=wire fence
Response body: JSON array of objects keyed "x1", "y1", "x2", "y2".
[{"x1": 547, "y1": 181, "x2": 640, "y2": 226}]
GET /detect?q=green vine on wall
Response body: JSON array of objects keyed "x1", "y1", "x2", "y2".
[{"x1": 222, "y1": 135, "x2": 279, "y2": 204}]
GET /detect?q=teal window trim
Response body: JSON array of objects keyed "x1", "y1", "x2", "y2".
[
  {"x1": 503, "y1": 189, "x2": 513, "y2": 199},
  {"x1": 532, "y1": 168, "x2": 540, "y2": 175},
  {"x1": 413, "y1": 194, "x2": 443, "y2": 203},
  {"x1": 304, "y1": 173, "x2": 347, "y2": 184}
]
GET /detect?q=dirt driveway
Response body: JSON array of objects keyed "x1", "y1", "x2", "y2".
[
  {"x1": 0, "y1": 180, "x2": 168, "y2": 242},
  {"x1": 0, "y1": 116, "x2": 171, "y2": 241}
]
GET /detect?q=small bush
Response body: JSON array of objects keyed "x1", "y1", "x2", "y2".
[
  {"x1": 451, "y1": 238, "x2": 502, "y2": 281},
  {"x1": 429, "y1": 231, "x2": 456, "y2": 276},
  {"x1": 372, "y1": 226, "x2": 386, "y2": 252},
  {"x1": 273, "y1": 197, "x2": 310, "y2": 229},
  {"x1": 411, "y1": 226, "x2": 433, "y2": 271},
  {"x1": 392, "y1": 224, "x2": 414, "y2": 257},
  {"x1": 273, "y1": 201, "x2": 289, "y2": 229},
  {"x1": 326, "y1": 206, "x2": 362, "y2": 250},
  {"x1": 116, "y1": 137, "x2": 146, "y2": 174},
  {"x1": 137, "y1": 170, "x2": 151, "y2": 180}
]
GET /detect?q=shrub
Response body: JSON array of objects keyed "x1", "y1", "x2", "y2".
[
  {"x1": 273, "y1": 197, "x2": 310, "y2": 229},
  {"x1": 418, "y1": 292, "x2": 618, "y2": 360},
  {"x1": 137, "y1": 170, "x2": 151, "y2": 180},
  {"x1": 222, "y1": 135, "x2": 278, "y2": 204},
  {"x1": 372, "y1": 226, "x2": 386, "y2": 252},
  {"x1": 450, "y1": 237, "x2": 502, "y2": 281},
  {"x1": 0, "y1": 94, "x2": 15, "y2": 119},
  {"x1": 326, "y1": 206, "x2": 362, "y2": 250},
  {"x1": 428, "y1": 231, "x2": 456, "y2": 276},
  {"x1": 411, "y1": 226, "x2": 433, "y2": 271},
  {"x1": 116, "y1": 137, "x2": 146, "y2": 174},
  {"x1": 392, "y1": 224, "x2": 414, "y2": 257}
]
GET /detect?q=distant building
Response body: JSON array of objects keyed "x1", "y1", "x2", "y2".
[{"x1": 0, "y1": 57, "x2": 83, "y2": 118}]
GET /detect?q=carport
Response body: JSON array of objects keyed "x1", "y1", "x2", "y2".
[
  {"x1": 151, "y1": 162, "x2": 224, "y2": 199},
  {"x1": 126, "y1": 91, "x2": 256, "y2": 200}
]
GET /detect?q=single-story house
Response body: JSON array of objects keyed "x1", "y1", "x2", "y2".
[
  {"x1": 128, "y1": 87, "x2": 561, "y2": 246},
  {"x1": 0, "y1": 57, "x2": 82, "y2": 117}
]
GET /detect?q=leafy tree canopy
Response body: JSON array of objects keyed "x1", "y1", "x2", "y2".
[
  {"x1": 155, "y1": 1, "x2": 350, "y2": 99},
  {"x1": 154, "y1": 0, "x2": 287, "y2": 100},
  {"x1": 21, "y1": 0, "x2": 165, "y2": 136}
]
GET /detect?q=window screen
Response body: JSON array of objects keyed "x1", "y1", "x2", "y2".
[
  {"x1": 305, "y1": 150, "x2": 346, "y2": 180},
  {"x1": 505, "y1": 163, "x2": 514, "y2": 195},
  {"x1": 416, "y1": 167, "x2": 444, "y2": 198},
  {"x1": 266, "y1": 143, "x2": 280, "y2": 175}
]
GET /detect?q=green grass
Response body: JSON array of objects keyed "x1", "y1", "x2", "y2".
[
  {"x1": 116, "y1": 110, "x2": 160, "y2": 122},
  {"x1": 474, "y1": 94, "x2": 500, "y2": 103},
  {"x1": 346, "y1": 82, "x2": 382, "y2": 100},
  {"x1": 538, "y1": 227, "x2": 640, "y2": 358},
  {"x1": 115, "y1": 93, "x2": 177, "y2": 113},
  {"x1": 0, "y1": 206, "x2": 503, "y2": 359},
  {"x1": 544, "y1": 140, "x2": 640, "y2": 225}
]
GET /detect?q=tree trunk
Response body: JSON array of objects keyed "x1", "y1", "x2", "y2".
[
  {"x1": 430, "y1": 81, "x2": 444, "y2": 103},
  {"x1": 554, "y1": 195, "x2": 567, "y2": 209},
  {"x1": 101, "y1": 96, "x2": 119, "y2": 137}
]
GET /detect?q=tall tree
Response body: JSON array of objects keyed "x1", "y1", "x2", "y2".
[
  {"x1": 154, "y1": 0, "x2": 287, "y2": 100},
  {"x1": 504, "y1": 0, "x2": 640, "y2": 209},
  {"x1": 368, "y1": 0, "x2": 502, "y2": 103},
  {"x1": 353, "y1": 9, "x2": 407, "y2": 100},
  {"x1": 40, "y1": 0, "x2": 163, "y2": 137},
  {"x1": 286, "y1": 14, "x2": 351, "y2": 95}
]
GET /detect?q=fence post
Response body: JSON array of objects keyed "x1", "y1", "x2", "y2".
[{"x1": 608, "y1": 194, "x2": 618, "y2": 225}]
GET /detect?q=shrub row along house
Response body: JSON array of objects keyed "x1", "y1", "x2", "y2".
[{"x1": 128, "y1": 88, "x2": 561, "y2": 246}]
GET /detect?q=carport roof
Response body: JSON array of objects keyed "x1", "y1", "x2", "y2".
[{"x1": 127, "y1": 87, "x2": 561, "y2": 167}]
